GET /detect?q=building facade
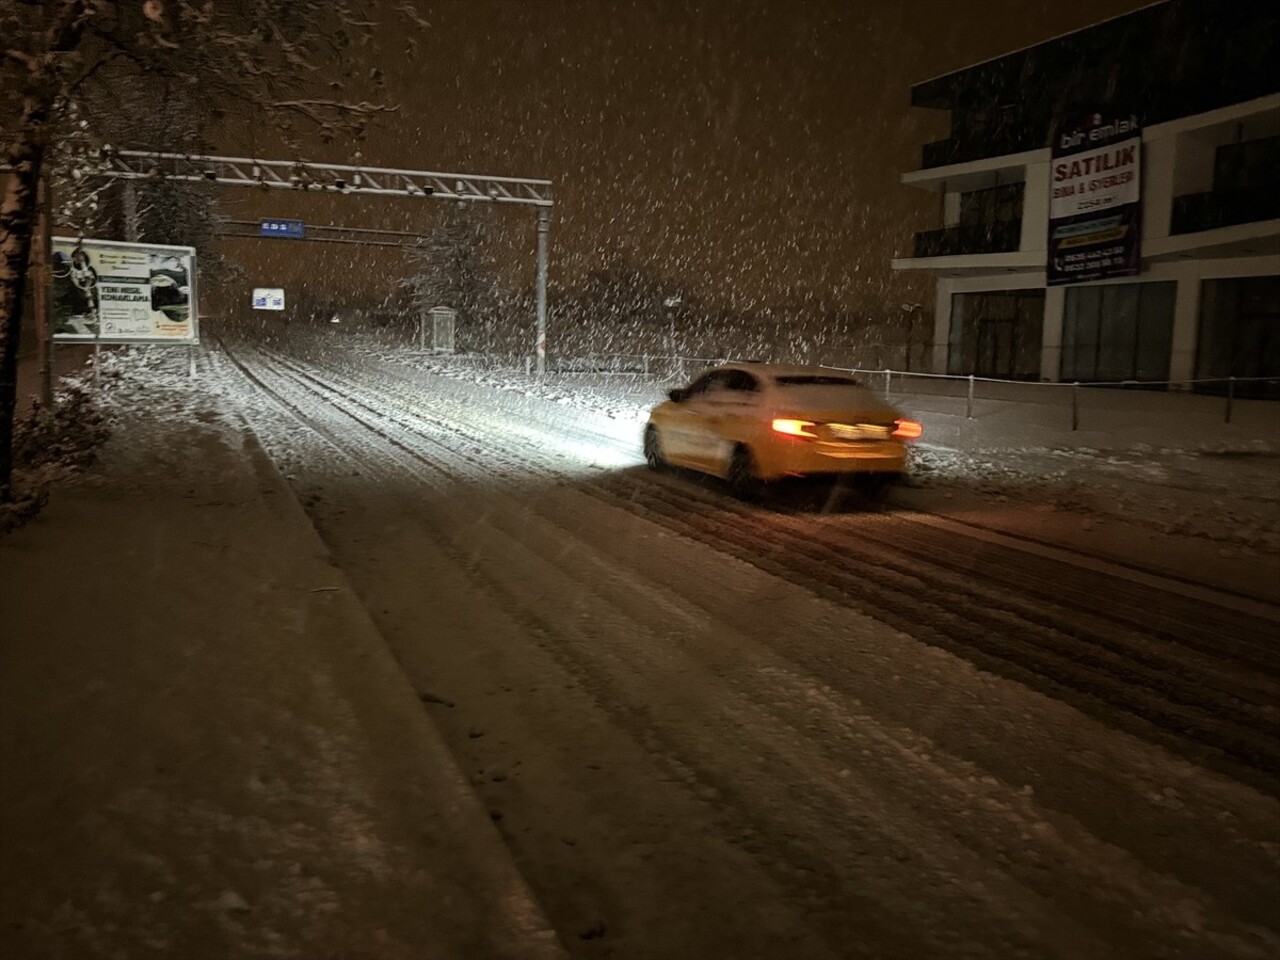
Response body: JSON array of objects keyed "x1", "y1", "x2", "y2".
[{"x1": 892, "y1": 0, "x2": 1279, "y2": 397}]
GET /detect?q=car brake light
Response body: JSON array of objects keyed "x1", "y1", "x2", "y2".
[
  {"x1": 772, "y1": 418, "x2": 818, "y2": 439},
  {"x1": 892, "y1": 418, "x2": 923, "y2": 439}
]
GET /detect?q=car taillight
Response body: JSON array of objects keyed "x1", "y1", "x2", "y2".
[
  {"x1": 772, "y1": 418, "x2": 818, "y2": 439},
  {"x1": 892, "y1": 418, "x2": 923, "y2": 439}
]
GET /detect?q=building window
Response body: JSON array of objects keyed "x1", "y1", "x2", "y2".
[
  {"x1": 948, "y1": 290, "x2": 1044, "y2": 380},
  {"x1": 1196, "y1": 276, "x2": 1280, "y2": 398},
  {"x1": 1214, "y1": 134, "x2": 1280, "y2": 194},
  {"x1": 959, "y1": 182, "x2": 1024, "y2": 228},
  {"x1": 1171, "y1": 135, "x2": 1280, "y2": 234},
  {"x1": 1062, "y1": 282, "x2": 1175, "y2": 384}
]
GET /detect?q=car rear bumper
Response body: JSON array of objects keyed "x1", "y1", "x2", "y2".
[{"x1": 757, "y1": 440, "x2": 908, "y2": 480}]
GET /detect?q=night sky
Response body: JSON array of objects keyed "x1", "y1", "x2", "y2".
[{"x1": 212, "y1": 0, "x2": 1150, "y2": 324}]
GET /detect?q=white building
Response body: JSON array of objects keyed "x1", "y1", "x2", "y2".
[{"x1": 892, "y1": 0, "x2": 1279, "y2": 398}]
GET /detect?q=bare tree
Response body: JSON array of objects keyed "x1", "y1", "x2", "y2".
[{"x1": 0, "y1": 0, "x2": 409, "y2": 501}]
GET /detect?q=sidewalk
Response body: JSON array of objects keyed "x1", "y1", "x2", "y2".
[
  {"x1": 0, "y1": 406, "x2": 566, "y2": 959},
  {"x1": 898, "y1": 384, "x2": 1280, "y2": 451}
]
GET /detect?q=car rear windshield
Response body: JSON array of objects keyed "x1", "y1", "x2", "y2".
[{"x1": 773, "y1": 375, "x2": 860, "y2": 387}]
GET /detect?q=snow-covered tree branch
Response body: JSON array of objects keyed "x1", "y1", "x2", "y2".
[{"x1": 0, "y1": 0, "x2": 417, "y2": 501}]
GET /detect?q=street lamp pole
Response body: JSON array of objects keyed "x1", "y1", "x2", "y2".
[{"x1": 664, "y1": 294, "x2": 682, "y2": 380}]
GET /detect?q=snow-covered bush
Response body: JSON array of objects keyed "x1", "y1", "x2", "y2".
[{"x1": 1, "y1": 386, "x2": 111, "y2": 535}]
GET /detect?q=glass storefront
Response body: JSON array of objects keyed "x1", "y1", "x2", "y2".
[
  {"x1": 1196, "y1": 276, "x2": 1280, "y2": 398},
  {"x1": 947, "y1": 290, "x2": 1044, "y2": 380},
  {"x1": 1062, "y1": 282, "x2": 1175, "y2": 383}
]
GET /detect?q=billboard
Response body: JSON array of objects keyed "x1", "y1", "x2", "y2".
[
  {"x1": 1047, "y1": 112, "x2": 1142, "y2": 286},
  {"x1": 52, "y1": 237, "x2": 198, "y2": 343},
  {"x1": 252, "y1": 288, "x2": 285, "y2": 310}
]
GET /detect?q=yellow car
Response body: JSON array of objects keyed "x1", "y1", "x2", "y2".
[{"x1": 643, "y1": 363, "x2": 922, "y2": 499}]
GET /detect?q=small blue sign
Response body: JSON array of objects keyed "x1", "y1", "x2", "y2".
[
  {"x1": 252, "y1": 287, "x2": 285, "y2": 310},
  {"x1": 259, "y1": 219, "x2": 305, "y2": 239}
]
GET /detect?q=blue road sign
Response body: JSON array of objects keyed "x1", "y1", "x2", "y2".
[{"x1": 259, "y1": 219, "x2": 305, "y2": 239}]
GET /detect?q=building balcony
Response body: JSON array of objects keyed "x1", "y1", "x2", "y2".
[
  {"x1": 1170, "y1": 187, "x2": 1280, "y2": 235},
  {"x1": 920, "y1": 124, "x2": 1044, "y2": 169},
  {"x1": 911, "y1": 220, "x2": 1022, "y2": 258}
]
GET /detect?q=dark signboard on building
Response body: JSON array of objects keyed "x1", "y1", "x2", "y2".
[{"x1": 1047, "y1": 113, "x2": 1142, "y2": 285}]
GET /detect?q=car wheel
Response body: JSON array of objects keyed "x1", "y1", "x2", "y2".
[
  {"x1": 858, "y1": 472, "x2": 898, "y2": 503},
  {"x1": 643, "y1": 424, "x2": 666, "y2": 471},
  {"x1": 727, "y1": 445, "x2": 762, "y2": 500}
]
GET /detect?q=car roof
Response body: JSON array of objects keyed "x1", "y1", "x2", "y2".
[{"x1": 707, "y1": 362, "x2": 859, "y2": 381}]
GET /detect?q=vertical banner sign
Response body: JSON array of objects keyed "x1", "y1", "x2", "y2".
[
  {"x1": 1047, "y1": 113, "x2": 1141, "y2": 285},
  {"x1": 51, "y1": 237, "x2": 198, "y2": 343}
]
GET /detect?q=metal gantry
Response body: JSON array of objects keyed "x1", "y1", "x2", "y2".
[
  {"x1": 99, "y1": 149, "x2": 555, "y2": 373},
  {"x1": 102, "y1": 149, "x2": 553, "y2": 206}
]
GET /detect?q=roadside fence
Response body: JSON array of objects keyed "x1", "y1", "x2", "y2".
[
  {"x1": 815, "y1": 366, "x2": 1280, "y2": 428},
  {"x1": 388, "y1": 334, "x2": 1278, "y2": 435}
]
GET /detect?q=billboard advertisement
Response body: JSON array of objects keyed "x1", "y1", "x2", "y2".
[
  {"x1": 52, "y1": 237, "x2": 198, "y2": 343},
  {"x1": 1047, "y1": 113, "x2": 1142, "y2": 286},
  {"x1": 252, "y1": 288, "x2": 286, "y2": 310}
]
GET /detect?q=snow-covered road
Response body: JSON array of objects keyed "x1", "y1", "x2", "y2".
[{"x1": 96, "y1": 334, "x2": 1280, "y2": 959}]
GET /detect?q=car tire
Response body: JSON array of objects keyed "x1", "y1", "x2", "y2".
[
  {"x1": 643, "y1": 424, "x2": 666, "y2": 471},
  {"x1": 727, "y1": 445, "x2": 762, "y2": 501},
  {"x1": 857, "y1": 472, "x2": 896, "y2": 500}
]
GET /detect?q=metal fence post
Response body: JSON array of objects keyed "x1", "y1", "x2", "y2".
[
  {"x1": 1225, "y1": 376, "x2": 1235, "y2": 424},
  {"x1": 1071, "y1": 382, "x2": 1080, "y2": 431},
  {"x1": 966, "y1": 374, "x2": 975, "y2": 419},
  {"x1": 883, "y1": 368, "x2": 891, "y2": 399},
  {"x1": 642, "y1": 355, "x2": 649, "y2": 377}
]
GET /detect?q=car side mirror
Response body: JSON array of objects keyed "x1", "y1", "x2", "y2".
[{"x1": 668, "y1": 388, "x2": 686, "y2": 402}]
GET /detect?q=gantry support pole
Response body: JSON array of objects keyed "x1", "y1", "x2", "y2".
[{"x1": 535, "y1": 207, "x2": 550, "y2": 378}]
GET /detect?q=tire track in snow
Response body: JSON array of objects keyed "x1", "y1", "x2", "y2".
[
  {"x1": 588, "y1": 474, "x2": 1280, "y2": 788},
  {"x1": 425, "y1": 484, "x2": 1278, "y2": 958}
]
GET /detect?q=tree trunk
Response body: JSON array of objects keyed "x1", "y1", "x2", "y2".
[
  {"x1": 0, "y1": 0, "x2": 91, "y2": 501},
  {"x1": 0, "y1": 135, "x2": 47, "y2": 501}
]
